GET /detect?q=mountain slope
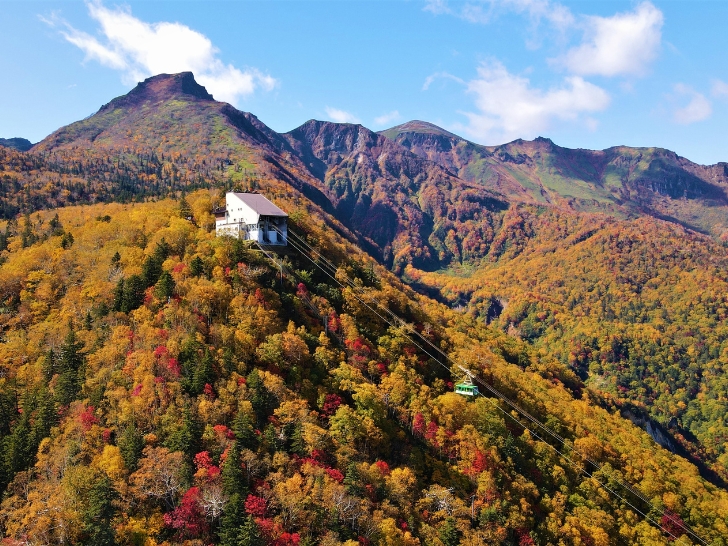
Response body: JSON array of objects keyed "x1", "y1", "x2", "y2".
[
  {"x1": 4, "y1": 71, "x2": 728, "y2": 489},
  {"x1": 382, "y1": 122, "x2": 728, "y2": 237},
  {"x1": 1, "y1": 194, "x2": 727, "y2": 544},
  {"x1": 281, "y1": 120, "x2": 508, "y2": 269},
  {"x1": 8, "y1": 74, "x2": 513, "y2": 272}
]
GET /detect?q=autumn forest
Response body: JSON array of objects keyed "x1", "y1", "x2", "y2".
[{"x1": 1, "y1": 72, "x2": 728, "y2": 545}]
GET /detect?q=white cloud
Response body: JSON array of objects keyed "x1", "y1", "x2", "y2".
[
  {"x1": 672, "y1": 84, "x2": 711, "y2": 125},
  {"x1": 712, "y1": 79, "x2": 728, "y2": 98},
  {"x1": 425, "y1": 0, "x2": 573, "y2": 30},
  {"x1": 456, "y1": 60, "x2": 610, "y2": 143},
  {"x1": 374, "y1": 111, "x2": 401, "y2": 126},
  {"x1": 325, "y1": 107, "x2": 361, "y2": 124},
  {"x1": 423, "y1": 72, "x2": 465, "y2": 91},
  {"x1": 559, "y1": 2, "x2": 663, "y2": 77},
  {"x1": 47, "y1": 0, "x2": 276, "y2": 105}
]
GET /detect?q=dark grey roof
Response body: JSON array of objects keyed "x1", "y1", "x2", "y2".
[{"x1": 233, "y1": 193, "x2": 288, "y2": 217}]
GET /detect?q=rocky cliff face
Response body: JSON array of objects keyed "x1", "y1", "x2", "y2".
[{"x1": 283, "y1": 120, "x2": 507, "y2": 269}]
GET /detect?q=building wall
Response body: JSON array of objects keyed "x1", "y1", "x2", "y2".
[
  {"x1": 215, "y1": 194, "x2": 287, "y2": 245},
  {"x1": 226, "y1": 194, "x2": 260, "y2": 225}
]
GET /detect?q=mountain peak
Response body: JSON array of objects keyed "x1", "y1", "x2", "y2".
[
  {"x1": 0, "y1": 137, "x2": 33, "y2": 152},
  {"x1": 379, "y1": 120, "x2": 461, "y2": 141},
  {"x1": 99, "y1": 72, "x2": 214, "y2": 112}
]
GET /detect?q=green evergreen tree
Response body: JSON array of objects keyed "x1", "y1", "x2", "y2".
[
  {"x1": 42, "y1": 348, "x2": 56, "y2": 381},
  {"x1": 154, "y1": 270, "x2": 175, "y2": 301},
  {"x1": 232, "y1": 407, "x2": 256, "y2": 450},
  {"x1": 237, "y1": 515, "x2": 263, "y2": 546},
  {"x1": 118, "y1": 422, "x2": 144, "y2": 471},
  {"x1": 344, "y1": 462, "x2": 363, "y2": 496},
  {"x1": 219, "y1": 492, "x2": 245, "y2": 546},
  {"x1": 20, "y1": 212, "x2": 36, "y2": 248},
  {"x1": 190, "y1": 256, "x2": 205, "y2": 277},
  {"x1": 60, "y1": 232, "x2": 74, "y2": 249},
  {"x1": 247, "y1": 370, "x2": 275, "y2": 427},
  {"x1": 153, "y1": 238, "x2": 171, "y2": 262},
  {"x1": 81, "y1": 474, "x2": 119, "y2": 546},
  {"x1": 30, "y1": 388, "x2": 57, "y2": 450},
  {"x1": 49, "y1": 213, "x2": 63, "y2": 236},
  {"x1": 55, "y1": 323, "x2": 85, "y2": 405},
  {"x1": 166, "y1": 405, "x2": 201, "y2": 464},
  {"x1": 191, "y1": 350, "x2": 215, "y2": 395},
  {"x1": 289, "y1": 424, "x2": 306, "y2": 456},
  {"x1": 222, "y1": 443, "x2": 245, "y2": 495},
  {"x1": 112, "y1": 278, "x2": 125, "y2": 312},
  {"x1": 3, "y1": 413, "x2": 30, "y2": 477},
  {"x1": 179, "y1": 195, "x2": 193, "y2": 219},
  {"x1": 141, "y1": 255, "x2": 162, "y2": 287},
  {"x1": 121, "y1": 274, "x2": 146, "y2": 313},
  {"x1": 231, "y1": 237, "x2": 247, "y2": 265}
]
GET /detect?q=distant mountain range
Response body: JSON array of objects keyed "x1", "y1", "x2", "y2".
[
  {"x1": 6, "y1": 71, "x2": 727, "y2": 268},
  {"x1": 21, "y1": 72, "x2": 728, "y2": 238},
  {"x1": 0, "y1": 137, "x2": 32, "y2": 152}
]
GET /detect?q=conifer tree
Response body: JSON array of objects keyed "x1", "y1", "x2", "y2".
[
  {"x1": 118, "y1": 422, "x2": 144, "y2": 471},
  {"x1": 439, "y1": 517, "x2": 460, "y2": 546},
  {"x1": 30, "y1": 388, "x2": 56, "y2": 450},
  {"x1": 344, "y1": 462, "x2": 363, "y2": 496},
  {"x1": 120, "y1": 274, "x2": 145, "y2": 313},
  {"x1": 81, "y1": 474, "x2": 119, "y2": 546},
  {"x1": 179, "y1": 195, "x2": 193, "y2": 219},
  {"x1": 112, "y1": 278, "x2": 125, "y2": 312},
  {"x1": 232, "y1": 408, "x2": 256, "y2": 450},
  {"x1": 191, "y1": 350, "x2": 215, "y2": 396},
  {"x1": 237, "y1": 515, "x2": 263, "y2": 546},
  {"x1": 141, "y1": 255, "x2": 162, "y2": 287},
  {"x1": 190, "y1": 256, "x2": 205, "y2": 277},
  {"x1": 246, "y1": 370, "x2": 275, "y2": 427},
  {"x1": 55, "y1": 322, "x2": 85, "y2": 405},
  {"x1": 154, "y1": 270, "x2": 175, "y2": 301},
  {"x1": 3, "y1": 413, "x2": 30, "y2": 478},
  {"x1": 42, "y1": 348, "x2": 56, "y2": 381}
]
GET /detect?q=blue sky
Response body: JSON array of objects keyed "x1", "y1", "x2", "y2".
[{"x1": 2, "y1": 0, "x2": 728, "y2": 164}]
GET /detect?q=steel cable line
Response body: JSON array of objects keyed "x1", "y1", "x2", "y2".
[
  {"x1": 271, "y1": 226, "x2": 706, "y2": 544},
  {"x1": 281, "y1": 230, "x2": 668, "y2": 501},
  {"x1": 280, "y1": 227, "x2": 708, "y2": 544}
]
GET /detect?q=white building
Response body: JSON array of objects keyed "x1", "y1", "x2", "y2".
[{"x1": 214, "y1": 192, "x2": 288, "y2": 245}]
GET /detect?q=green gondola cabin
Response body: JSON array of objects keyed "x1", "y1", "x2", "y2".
[
  {"x1": 455, "y1": 365, "x2": 479, "y2": 396},
  {"x1": 455, "y1": 382, "x2": 479, "y2": 396}
]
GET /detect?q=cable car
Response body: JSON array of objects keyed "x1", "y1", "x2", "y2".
[{"x1": 454, "y1": 366, "x2": 479, "y2": 396}]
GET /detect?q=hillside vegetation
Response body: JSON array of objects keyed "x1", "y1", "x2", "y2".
[
  {"x1": 2, "y1": 72, "x2": 728, "y2": 544},
  {"x1": 406, "y1": 205, "x2": 728, "y2": 481},
  {"x1": 0, "y1": 192, "x2": 727, "y2": 545},
  {"x1": 383, "y1": 122, "x2": 728, "y2": 239}
]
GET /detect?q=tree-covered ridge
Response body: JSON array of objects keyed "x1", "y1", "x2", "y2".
[
  {"x1": 0, "y1": 193, "x2": 726, "y2": 545},
  {"x1": 406, "y1": 205, "x2": 728, "y2": 481},
  {"x1": 383, "y1": 124, "x2": 728, "y2": 238},
  {"x1": 0, "y1": 145, "x2": 242, "y2": 219}
]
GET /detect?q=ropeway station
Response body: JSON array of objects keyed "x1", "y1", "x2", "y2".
[{"x1": 214, "y1": 192, "x2": 288, "y2": 245}]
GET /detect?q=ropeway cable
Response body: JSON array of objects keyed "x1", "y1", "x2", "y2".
[
  {"x1": 279, "y1": 227, "x2": 708, "y2": 544},
  {"x1": 282, "y1": 227, "x2": 708, "y2": 546},
  {"x1": 272, "y1": 225, "x2": 707, "y2": 545}
]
